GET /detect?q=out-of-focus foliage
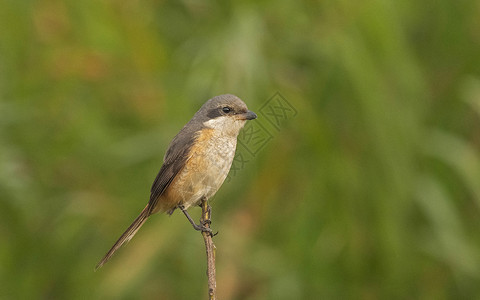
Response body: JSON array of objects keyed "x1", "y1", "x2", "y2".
[{"x1": 1, "y1": 0, "x2": 480, "y2": 299}]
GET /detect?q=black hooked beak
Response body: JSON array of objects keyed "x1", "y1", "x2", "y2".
[{"x1": 243, "y1": 110, "x2": 257, "y2": 120}]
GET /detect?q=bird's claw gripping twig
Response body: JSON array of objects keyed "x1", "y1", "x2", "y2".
[{"x1": 179, "y1": 205, "x2": 217, "y2": 237}]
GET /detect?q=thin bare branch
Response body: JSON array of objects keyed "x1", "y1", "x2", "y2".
[{"x1": 200, "y1": 198, "x2": 217, "y2": 300}]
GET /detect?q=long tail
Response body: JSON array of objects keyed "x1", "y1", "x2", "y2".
[{"x1": 95, "y1": 206, "x2": 150, "y2": 270}]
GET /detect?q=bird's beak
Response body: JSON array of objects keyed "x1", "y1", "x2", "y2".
[{"x1": 241, "y1": 110, "x2": 257, "y2": 120}]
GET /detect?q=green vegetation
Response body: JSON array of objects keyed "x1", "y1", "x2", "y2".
[{"x1": 1, "y1": 1, "x2": 480, "y2": 299}]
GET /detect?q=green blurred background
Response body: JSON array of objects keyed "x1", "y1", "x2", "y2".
[{"x1": 2, "y1": 0, "x2": 480, "y2": 299}]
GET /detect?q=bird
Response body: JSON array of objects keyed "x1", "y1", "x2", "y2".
[{"x1": 95, "y1": 94, "x2": 257, "y2": 270}]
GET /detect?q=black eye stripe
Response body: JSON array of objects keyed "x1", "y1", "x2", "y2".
[
  {"x1": 206, "y1": 106, "x2": 236, "y2": 119},
  {"x1": 206, "y1": 108, "x2": 222, "y2": 119}
]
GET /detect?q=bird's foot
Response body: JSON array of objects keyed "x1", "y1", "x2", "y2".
[{"x1": 179, "y1": 205, "x2": 217, "y2": 237}]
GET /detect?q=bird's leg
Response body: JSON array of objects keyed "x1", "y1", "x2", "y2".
[{"x1": 179, "y1": 205, "x2": 213, "y2": 235}]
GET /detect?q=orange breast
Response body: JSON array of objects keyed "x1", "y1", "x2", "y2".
[{"x1": 154, "y1": 128, "x2": 237, "y2": 213}]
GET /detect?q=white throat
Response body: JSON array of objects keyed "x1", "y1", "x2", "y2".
[{"x1": 203, "y1": 116, "x2": 247, "y2": 137}]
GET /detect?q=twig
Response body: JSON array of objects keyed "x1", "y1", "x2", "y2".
[{"x1": 200, "y1": 198, "x2": 217, "y2": 300}]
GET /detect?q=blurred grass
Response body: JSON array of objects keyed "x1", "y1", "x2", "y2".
[{"x1": 1, "y1": 0, "x2": 480, "y2": 299}]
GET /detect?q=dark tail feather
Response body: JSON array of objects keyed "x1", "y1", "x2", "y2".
[{"x1": 95, "y1": 206, "x2": 150, "y2": 271}]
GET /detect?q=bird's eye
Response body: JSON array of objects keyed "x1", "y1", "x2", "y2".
[{"x1": 222, "y1": 106, "x2": 232, "y2": 113}]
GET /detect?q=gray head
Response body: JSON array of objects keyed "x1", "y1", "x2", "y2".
[
  {"x1": 193, "y1": 94, "x2": 257, "y2": 136},
  {"x1": 164, "y1": 94, "x2": 257, "y2": 162}
]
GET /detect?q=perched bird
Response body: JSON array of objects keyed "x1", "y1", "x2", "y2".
[{"x1": 96, "y1": 94, "x2": 257, "y2": 270}]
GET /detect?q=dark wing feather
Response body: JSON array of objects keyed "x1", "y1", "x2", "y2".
[
  {"x1": 147, "y1": 125, "x2": 198, "y2": 214},
  {"x1": 95, "y1": 124, "x2": 199, "y2": 270}
]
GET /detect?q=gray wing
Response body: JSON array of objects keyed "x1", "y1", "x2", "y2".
[{"x1": 147, "y1": 126, "x2": 198, "y2": 214}]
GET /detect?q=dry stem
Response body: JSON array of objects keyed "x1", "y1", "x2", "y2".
[{"x1": 200, "y1": 198, "x2": 216, "y2": 300}]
